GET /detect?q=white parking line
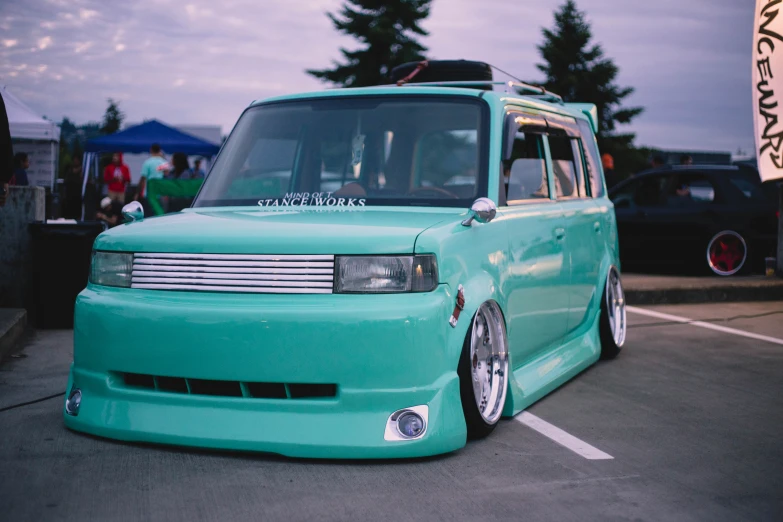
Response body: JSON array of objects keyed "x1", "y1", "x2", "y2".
[
  {"x1": 515, "y1": 411, "x2": 614, "y2": 460},
  {"x1": 627, "y1": 306, "x2": 783, "y2": 346}
]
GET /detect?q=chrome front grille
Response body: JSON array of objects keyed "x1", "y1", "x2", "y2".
[{"x1": 131, "y1": 253, "x2": 334, "y2": 294}]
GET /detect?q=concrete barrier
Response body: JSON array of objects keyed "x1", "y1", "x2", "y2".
[{"x1": 0, "y1": 186, "x2": 45, "y2": 308}]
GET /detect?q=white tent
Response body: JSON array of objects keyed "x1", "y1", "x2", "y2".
[{"x1": 1, "y1": 85, "x2": 60, "y2": 188}]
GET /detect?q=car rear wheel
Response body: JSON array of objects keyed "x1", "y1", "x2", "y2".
[
  {"x1": 600, "y1": 266, "x2": 626, "y2": 360},
  {"x1": 458, "y1": 301, "x2": 509, "y2": 439},
  {"x1": 706, "y1": 230, "x2": 747, "y2": 276}
]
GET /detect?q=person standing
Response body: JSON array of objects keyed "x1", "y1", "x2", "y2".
[
  {"x1": 103, "y1": 152, "x2": 130, "y2": 202},
  {"x1": 192, "y1": 158, "x2": 205, "y2": 179},
  {"x1": 10, "y1": 152, "x2": 30, "y2": 186},
  {"x1": 601, "y1": 153, "x2": 618, "y2": 189},
  {"x1": 137, "y1": 143, "x2": 168, "y2": 201}
]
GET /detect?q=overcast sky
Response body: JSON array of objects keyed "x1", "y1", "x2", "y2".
[{"x1": 0, "y1": 0, "x2": 753, "y2": 156}]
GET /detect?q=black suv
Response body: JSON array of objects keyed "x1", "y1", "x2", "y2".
[{"x1": 608, "y1": 165, "x2": 779, "y2": 276}]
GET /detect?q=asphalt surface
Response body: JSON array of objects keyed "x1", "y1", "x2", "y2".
[{"x1": 1, "y1": 302, "x2": 782, "y2": 521}]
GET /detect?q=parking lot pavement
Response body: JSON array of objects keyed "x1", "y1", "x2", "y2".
[{"x1": 1, "y1": 302, "x2": 782, "y2": 522}]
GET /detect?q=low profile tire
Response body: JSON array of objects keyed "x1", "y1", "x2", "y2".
[
  {"x1": 706, "y1": 230, "x2": 747, "y2": 276},
  {"x1": 599, "y1": 266, "x2": 627, "y2": 360},
  {"x1": 458, "y1": 301, "x2": 509, "y2": 439}
]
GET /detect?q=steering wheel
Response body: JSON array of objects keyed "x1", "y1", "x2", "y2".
[{"x1": 407, "y1": 186, "x2": 459, "y2": 199}]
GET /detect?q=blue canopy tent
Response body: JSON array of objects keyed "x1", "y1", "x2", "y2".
[
  {"x1": 81, "y1": 120, "x2": 221, "y2": 217},
  {"x1": 85, "y1": 120, "x2": 220, "y2": 155}
]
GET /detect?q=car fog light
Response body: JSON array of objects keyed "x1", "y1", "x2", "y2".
[
  {"x1": 397, "y1": 411, "x2": 425, "y2": 439},
  {"x1": 384, "y1": 405, "x2": 428, "y2": 441},
  {"x1": 65, "y1": 388, "x2": 81, "y2": 416}
]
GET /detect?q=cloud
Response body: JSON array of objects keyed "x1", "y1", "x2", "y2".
[
  {"x1": 79, "y1": 8, "x2": 98, "y2": 20},
  {"x1": 74, "y1": 41, "x2": 93, "y2": 53},
  {"x1": 0, "y1": 0, "x2": 754, "y2": 156}
]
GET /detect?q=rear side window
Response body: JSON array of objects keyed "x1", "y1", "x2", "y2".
[
  {"x1": 504, "y1": 132, "x2": 549, "y2": 201},
  {"x1": 576, "y1": 119, "x2": 604, "y2": 197},
  {"x1": 548, "y1": 135, "x2": 578, "y2": 198},
  {"x1": 666, "y1": 174, "x2": 718, "y2": 206}
]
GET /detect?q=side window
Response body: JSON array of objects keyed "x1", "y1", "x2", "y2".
[
  {"x1": 576, "y1": 119, "x2": 604, "y2": 198},
  {"x1": 572, "y1": 139, "x2": 588, "y2": 197},
  {"x1": 609, "y1": 175, "x2": 669, "y2": 208},
  {"x1": 503, "y1": 131, "x2": 549, "y2": 201},
  {"x1": 665, "y1": 174, "x2": 718, "y2": 207},
  {"x1": 548, "y1": 135, "x2": 578, "y2": 198},
  {"x1": 635, "y1": 175, "x2": 670, "y2": 207}
]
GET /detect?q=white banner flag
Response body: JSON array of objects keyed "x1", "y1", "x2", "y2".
[{"x1": 754, "y1": 0, "x2": 783, "y2": 181}]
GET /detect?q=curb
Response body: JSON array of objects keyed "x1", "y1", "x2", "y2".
[
  {"x1": 0, "y1": 309, "x2": 27, "y2": 362},
  {"x1": 625, "y1": 284, "x2": 783, "y2": 305}
]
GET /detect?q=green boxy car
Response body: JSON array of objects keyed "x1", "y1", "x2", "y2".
[{"x1": 64, "y1": 81, "x2": 627, "y2": 458}]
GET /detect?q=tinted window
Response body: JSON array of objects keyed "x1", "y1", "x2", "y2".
[
  {"x1": 504, "y1": 131, "x2": 548, "y2": 201},
  {"x1": 195, "y1": 97, "x2": 487, "y2": 208},
  {"x1": 576, "y1": 118, "x2": 604, "y2": 197},
  {"x1": 548, "y1": 135, "x2": 578, "y2": 198},
  {"x1": 665, "y1": 174, "x2": 717, "y2": 207},
  {"x1": 726, "y1": 170, "x2": 770, "y2": 203},
  {"x1": 610, "y1": 175, "x2": 668, "y2": 208}
]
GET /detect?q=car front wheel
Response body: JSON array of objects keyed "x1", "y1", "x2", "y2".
[{"x1": 458, "y1": 301, "x2": 509, "y2": 439}]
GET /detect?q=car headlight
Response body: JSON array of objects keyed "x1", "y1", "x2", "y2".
[
  {"x1": 335, "y1": 255, "x2": 438, "y2": 293},
  {"x1": 89, "y1": 251, "x2": 133, "y2": 288}
]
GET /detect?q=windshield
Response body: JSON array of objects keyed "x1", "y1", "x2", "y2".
[{"x1": 194, "y1": 96, "x2": 488, "y2": 208}]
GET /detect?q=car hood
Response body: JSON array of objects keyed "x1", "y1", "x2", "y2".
[{"x1": 94, "y1": 207, "x2": 465, "y2": 254}]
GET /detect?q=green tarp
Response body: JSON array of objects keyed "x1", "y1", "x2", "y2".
[{"x1": 146, "y1": 179, "x2": 203, "y2": 215}]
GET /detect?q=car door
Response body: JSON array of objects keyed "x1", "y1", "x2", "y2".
[
  {"x1": 544, "y1": 119, "x2": 602, "y2": 335},
  {"x1": 650, "y1": 172, "x2": 724, "y2": 264},
  {"x1": 611, "y1": 174, "x2": 671, "y2": 265},
  {"x1": 501, "y1": 110, "x2": 570, "y2": 365}
]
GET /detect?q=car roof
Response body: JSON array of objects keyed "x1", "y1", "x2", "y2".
[{"x1": 248, "y1": 85, "x2": 590, "y2": 124}]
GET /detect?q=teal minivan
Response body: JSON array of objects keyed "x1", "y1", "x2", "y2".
[{"x1": 64, "y1": 72, "x2": 627, "y2": 458}]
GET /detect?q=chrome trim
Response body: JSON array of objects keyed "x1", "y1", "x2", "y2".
[
  {"x1": 462, "y1": 197, "x2": 498, "y2": 226},
  {"x1": 131, "y1": 271, "x2": 333, "y2": 281},
  {"x1": 130, "y1": 284, "x2": 333, "y2": 294},
  {"x1": 384, "y1": 405, "x2": 429, "y2": 441},
  {"x1": 121, "y1": 201, "x2": 144, "y2": 223},
  {"x1": 131, "y1": 253, "x2": 335, "y2": 294},
  {"x1": 135, "y1": 253, "x2": 335, "y2": 261}
]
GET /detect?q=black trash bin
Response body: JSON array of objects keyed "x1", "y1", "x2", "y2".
[{"x1": 29, "y1": 221, "x2": 106, "y2": 329}]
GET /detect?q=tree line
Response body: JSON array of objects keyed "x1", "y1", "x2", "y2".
[{"x1": 308, "y1": 0, "x2": 647, "y2": 177}]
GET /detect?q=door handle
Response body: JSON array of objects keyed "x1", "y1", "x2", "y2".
[
  {"x1": 554, "y1": 227, "x2": 566, "y2": 240},
  {"x1": 594, "y1": 222, "x2": 601, "y2": 233}
]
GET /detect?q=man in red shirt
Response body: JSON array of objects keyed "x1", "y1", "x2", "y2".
[{"x1": 103, "y1": 152, "x2": 130, "y2": 203}]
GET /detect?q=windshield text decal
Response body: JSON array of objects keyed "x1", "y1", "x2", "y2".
[{"x1": 257, "y1": 192, "x2": 366, "y2": 207}]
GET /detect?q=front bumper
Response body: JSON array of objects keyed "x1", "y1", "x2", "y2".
[{"x1": 64, "y1": 285, "x2": 468, "y2": 458}]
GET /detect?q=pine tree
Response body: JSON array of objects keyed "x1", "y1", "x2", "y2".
[
  {"x1": 100, "y1": 99, "x2": 124, "y2": 135},
  {"x1": 308, "y1": 0, "x2": 431, "y2": 87},
  {"x1": 536, "y1": 0, "x2": 645, "y2": 175}
]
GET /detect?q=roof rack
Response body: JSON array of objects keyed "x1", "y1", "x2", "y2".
[{"x1": 396, "y1": 80, "x2": 564, "y2": 104}]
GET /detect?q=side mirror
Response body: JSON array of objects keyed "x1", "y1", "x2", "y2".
[
  {"x1": 462, "y1": 197, "x2": 497, "y2": 227},
  {"x1": 122, "y1": 201, "x2": 144, "y2": 223}
]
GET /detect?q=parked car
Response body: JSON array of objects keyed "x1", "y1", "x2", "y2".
[
  {"x1": 64, "y1": 64, "x2": 627, "y2": 458},
  {"x1": 609, "y1": 165, "x2": 779, "y2": 276}
]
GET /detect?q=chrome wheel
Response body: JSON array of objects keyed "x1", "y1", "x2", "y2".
[
  {"x1": 470, "y1": 301, "x2": 508, "y2": 424},
  {"x1": 707, "y1": 230, "x2": 747, "y2": 276},
  {"x1": 605, "y1": 267, "x2": 626, "y2": 347}
]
